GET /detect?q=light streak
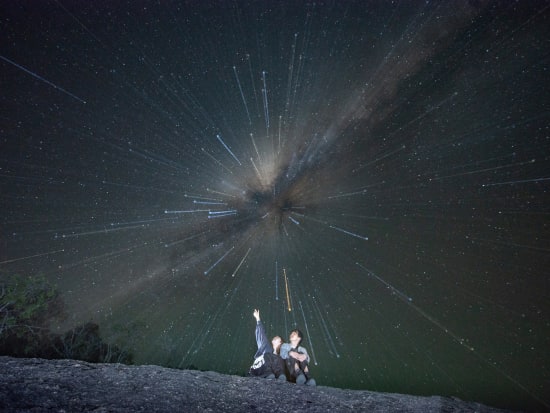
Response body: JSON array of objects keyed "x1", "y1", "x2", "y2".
[
  {"x1": 184, "y1": 193, "x2": 222, "y2": 202},
  {"x1": 204, "y1": 246, "x2": 234, "y2": 275},
  {"x1": 208, "y1": 210, "x2": 237, "y2": 215},
  {"x1": 233, "y1": 65, "x2": 251, "y2": 124},
  {"x1": 355, "y1": 262, "x2": 544, "y2": 406},
  {"x1": 283, "y1": 268, "x2": 292, "y2": 312},
  {"x1": 206, "y1": 188, "x2": 236, "y2": 198},
  {"x1": 311, "y1": 295, "x2": 340, "y2": 358},
  {"x1": 164, "y1": 209, "x2": 209, "y2": 214},
  {"x1": 275, "y1": 260, "x2": 279, "y2": 300},
  {"x1": 250, "y1": 133, "x2": 263, "y2": 165},
  {"x1": 482, "y1": 176, "x2": 550, "y2": 187},
  {"x1": 163, "y1": 232, "x2": 206, "y2": 248},
  {"x1": 250, "y1": 157, "x2": 264, "y2": 184},
  {"x1": 207, "y1": 210, "x2": 237, "y2": 219},
  {"x1": 341, "y1": 214, "x2": 390, "y2": 221},
  {"x1": 299, "y1": 300, "x2": 317, "y2": 365},
  {"x1": 231, "y1": 248, "x2": 251, "y2": 277},
  {"x1": 246, "y1": 53, "x2": 260, "y2": 117},
  {"x1": 0, "y1": 55, "x2": 87, "y2": 104},
  {"x1": 285, "y1": 33, "x2": 298, "y2": 113},
  {"x1": 288, "y1": 216, "x2": 300, "y2": 226},
  {"x1": 353, "y1": 145, "x2": 407, "y2": 173},
  {"x1": 193, "y1": 200, "x2": 226, "y2": 205},
  {"x1": 327, "y1": 189, "x2": 367, "y2": 199},
  {"x1": 262, "y1": 70, "x2": 270, "y2": 130},
  {"x1": 430, "y1": 159, "x2": 536, "y2": 182},
  {"x1": 356, "y1": 262, "x2": 477, "y2": 353},
  {"x1": 0, "y1": 249, "x2": 65, "y2": 265},
  {"x1": 201, "y1": 148, "x2": 233, "y2": 174},
  {"x1": 278, "y1": 115, "x2": 283, "y2": 155},
  {"x1": 216, "y1": 134, "x2": 242, "y2": 165},
  {"x1": 329, "y1": 225, "x2": 368, "y2": 241}
]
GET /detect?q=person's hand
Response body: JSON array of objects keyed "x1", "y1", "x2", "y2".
[
  {"x1": 253, "y1": 309, "x2": 260, "y2": 321},
  {"x1": 290, "y1": 351, "x2": 307, "y2": 362}
]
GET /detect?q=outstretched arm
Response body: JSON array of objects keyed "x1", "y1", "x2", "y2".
[{"x1": 253, "y1": 309, "x2": 271, "y2": 354}]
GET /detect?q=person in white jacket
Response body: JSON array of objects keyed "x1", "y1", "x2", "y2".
[{"x1": 280, "y1": 328, "x2": 316, "y2": 386}]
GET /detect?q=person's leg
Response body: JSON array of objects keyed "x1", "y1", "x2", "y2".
[
  {"x1": 271, "y1": 355, "x2": 287, "y2": 381},
  {"x1": 285, "y1": 357, "x2": 307, "y2": 384},
  {"x1": 298, "y1": 360, "x2": 316, "y2": 386},
  {"x1": 285, "y1": 357, "x2": 303, "y2": 383},
  {"x1": 298, "y1": 360, "x2": 310, "y2": 376},
  {"x1": 265, "y1": 353, "x2": 286, "y2": 381}
]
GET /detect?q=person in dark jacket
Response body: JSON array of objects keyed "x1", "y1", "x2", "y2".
[{"x1": 249, "y1": 309, "x2": 286, "y2": 381}]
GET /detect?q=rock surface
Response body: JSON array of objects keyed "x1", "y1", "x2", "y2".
[{"x1": 0, "y1": 356, "x2": 519, "y2": 412}]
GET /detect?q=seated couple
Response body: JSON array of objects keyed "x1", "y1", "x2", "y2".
[{"x1": 248, "y1": 309, "x2": 316, "y2": 386}]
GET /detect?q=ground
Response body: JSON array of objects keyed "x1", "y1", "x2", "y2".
[{"x1": 0, "y1": 356, "x2": 520, "y2": 412}]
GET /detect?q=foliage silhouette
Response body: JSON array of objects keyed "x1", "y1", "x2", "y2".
[{"x1": 0, "y1": 274, "x2": 132, "y2": 364}]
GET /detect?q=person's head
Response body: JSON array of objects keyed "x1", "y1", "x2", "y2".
[
  {"x1": 271, "y1": 336, "x2": 282, "y2": 353},
  {"x1": 289, "y1": 329, "x2": 303, "y2": 348}
]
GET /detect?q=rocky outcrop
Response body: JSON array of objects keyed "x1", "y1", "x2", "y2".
[{"x1": 0, "y1": 356, "x2": 519, "y2": 412}]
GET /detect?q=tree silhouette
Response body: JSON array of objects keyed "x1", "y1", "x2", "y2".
[{"x1": 0, "y1": 273, "x2": 132, "y2": 364}]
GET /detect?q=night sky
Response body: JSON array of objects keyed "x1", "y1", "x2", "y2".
[{"x1": 1, "y1": 1, "x2": 549, "y2": 411}]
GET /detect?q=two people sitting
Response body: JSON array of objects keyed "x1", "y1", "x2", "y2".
[{"x1": 249, "y1": 309, "x2": 316, "y2": 386}]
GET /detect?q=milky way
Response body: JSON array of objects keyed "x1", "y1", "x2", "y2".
[{"x1": 1, "y1": 2, "x2": 549, "y2": 411}]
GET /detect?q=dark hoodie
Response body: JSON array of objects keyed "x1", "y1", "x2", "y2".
[{"x1": 249, "y1": 320, "x2": 285, "y2": 377}]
